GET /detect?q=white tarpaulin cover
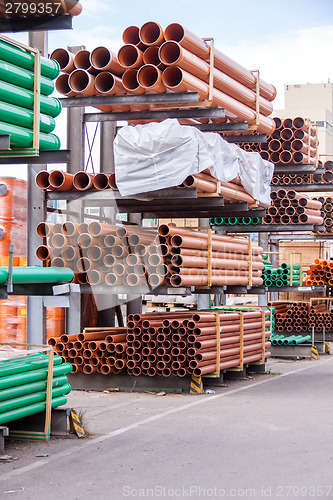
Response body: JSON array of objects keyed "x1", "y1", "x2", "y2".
[{"x1": 114, "y1": 119, "x2": 274, "y2": 205}]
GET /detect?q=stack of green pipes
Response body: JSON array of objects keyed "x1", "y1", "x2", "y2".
[
  {"x1": 210, "y1": 216, "x2": 262, "y2": 226},
  {"x1": 270, "y1": 333, "x2": 312, "y2": 345},
  {"x1": 0, "y1": 353, "x2": 72, "y2": 425},
  {"x1": 0, "y1": 38, "x2": 62, "y2": 150},
  {"x1": 262, "y1": 254, "x2": 301, "y2": 287}
]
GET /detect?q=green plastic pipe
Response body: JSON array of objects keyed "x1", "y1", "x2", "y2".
[
  {"x1": 282, "y1": 335, "x2": 297, "y2": 344},
  {"x1": 0, "y1": 375, "x2": 68, "y2": 402},
  {"x1": 293, "y1": 335, "x2": 312, "y2": 344},
  {"x1": 264, "y1": 279, "x2": 272, "y2": 286},
  {"x1": 241, "y1": 217, "x2": 251, "y2": 225},
  {"x1": 0, "y1": 355, "x2": 62, "y2": 380},
  {"x1": 0, "y1": 60, "x2": 54, "y2": 96},
  {"x1": 0, "y1": 80, "x2": 61, "y2": 117},
  {"x1": 0, "y1": 394, "x2": 67, "y2": 425},
  {"x1": 0, "y1": 266, "x2": 73, "y2": 285},
  {"x1": 275, "y1": 280, "x2": 284, "y2": 287},
  {"x1": 0, "y1": 39, "x2": 60, "y2": 79},
  {"x1": 0, "y1": 353, "x2": 44, "y2": 367},
  {"x1": 0, "y1": 100, "x2": 55, "y2": 134},
  {"x1": 228, "y1": 217, "x2": 237, "y2": 225},
  {"x1": 0, "y1": 120, "x2": 60, "y2": 149},
  {"x1": 0, "y1": 363, "x2": 72, "y2": 390},
  {"x1": 0, "y1": 383, "x2": 71, "y2": 414}
]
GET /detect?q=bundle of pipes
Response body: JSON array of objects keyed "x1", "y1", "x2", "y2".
[
  {"x1": 0, "y1": 353, "x2": 72, "y2": 425},
  {"x1": 52, "y1": 21, "x2": 277, "y2": 134},
  {"x1": 0, "y1": 177, "x2": 27, "y2": 258},
  {"x1": 210, "y1": 216, "x2": 262, "y2": 226},
  {"x1": 0, "y1": 38, "x2": 61, "y2": 150},
  {"x1": 313, "y1": 197, "x2": 333, "y2": 234},
  {"x1": 48, "y1": 328, "x2": 128, "y2": 375},
  {"x1": 263, "y1": 189, "x2": 323, "y2": 225},
  {"x1": 127, "y1": 309, "x2": 271, "y2": 377},
  {"x1": 258, "y1": 117, "x2": 318, "y2": 165},
  {"x1": 271, "y1": 174, "x2": 310, "y2": 186},
  {"x1": 262, "y1": 255, "x2": 301, "y2": 287},
  {"x1": 312, "y1": 160, "x2": 333, "y2": 184},
  {"x1": 269, "y1": 301, "x2": 308, "y2": 332},
  {"x1": 304, "y1": 259, "x2": 333, "y2": 286},
  {"x1": 270, "y1": 333, "x2": 311, "y2": 345},
  {"x1": 35, "y1": 169, "x2": 261, "y2": 205},
  {"x1": 36, "y1": 222, "x2": 264, "y2": 289},
  {"x1": 0, "y1": 0, "x2": 82, "y2": 18},
  {"x1": 308, "y1": 302, "x2": 333, "y2": 332}
]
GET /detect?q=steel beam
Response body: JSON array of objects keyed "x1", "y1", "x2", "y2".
[
  {"x1": 84, "y1": 107, "x2": 226, "y2": 123},
  {"x1": 0, "y1": 14, "x2": 72, "y2": 32},
  {"x1": 60, "y1": 92, "x2": 200, "y2": 108},
  {"x1": 274, "y1": 164, "x2": 322, "y2": 174}
]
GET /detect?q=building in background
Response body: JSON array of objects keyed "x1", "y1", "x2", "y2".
[{"x1": 274, "y1": 82, "x2": 333, "y2": 161}]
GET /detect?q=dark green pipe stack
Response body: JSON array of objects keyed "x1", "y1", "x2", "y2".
[
  {"x1": 210, "y1": 216, "x2": 262, "y2": 226},
  {"x1": 262, "y1": 254, "x2": 301, "y2": 287},
  {"x1": 0, "y1": 39, "x2": 62, "y2": 151},
  {"x1": 0, "y1": 353, "x2": 72, "y2": 425}
]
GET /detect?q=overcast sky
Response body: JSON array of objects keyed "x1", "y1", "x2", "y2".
[{"x1": 2, "y1": 0, "x2": 333, "y2": 178}]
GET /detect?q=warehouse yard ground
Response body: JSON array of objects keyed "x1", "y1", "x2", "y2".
[{"x1": 1, "y1": 357, "x2": 333, "y2": 499}]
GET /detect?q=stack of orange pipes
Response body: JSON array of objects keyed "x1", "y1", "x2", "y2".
[
  {"x1": 270, "y1": 301, "x2": 308, "y2": 332},
  {"x1": 261, "y1": 117, "x2": 318, "y2": 165},
  {"x1": 127, "y1": 310, "x2": 271, "y2": 377},
  {"x1": 312, "y1": 160, "x2": 333, "y2": 185},
  {"x1": 48, "y1": 327, "x2": 127, "y2": 375},
  {"x1": 35, "y1": 168, "x2": 261, "y2": 205},
  {"x1": 238, "y1": 116, "x2": 318, "y2": 166},
  {"x1": 313, "y1": 196, "x2": 333, "y2": 234},
  {"x1": 36, "y1": 223, "x2": 264, "y2": 288},
  {"x1": 304, "y1": 259, "x2": 333, "y2": 286},
  {"x1": 271, "y1": 174, "x2": 310, "y2": 186},
  {"x1": 264, "y1": 189, "x2": 323, "y2": 225},
  {"x1": 51, "y1": 21, "x2": 276, "y2": 134},
  {"x1": 308, "y1": 302, "x2": 333, "y2": 332}
]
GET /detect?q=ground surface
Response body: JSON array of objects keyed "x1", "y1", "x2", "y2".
[{"x1": 1, "y1": 357, "x2": 333, "y2": 500}]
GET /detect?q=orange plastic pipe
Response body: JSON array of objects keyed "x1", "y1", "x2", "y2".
[
  {"x1": 69, "y1": 69, "x2": 96, "y2": 96},
  {"x1": 137, "y1": 65, "x2": 166, "y2": 92},
  {"x1": 49, "y1": 171, "x2": 74, "y2": 191},
  {"x1": 51, "y1": 48, "x2": 75, "y2": 74},
  {"x1": 95, "y1": 71, "x2": 126, "y2": 95},
  {"x1": 123, "y1": 25, "x2": 147, "y2": 50},
  {"x1": 55, "y1": 73, "x2": 77, "y2": 97},
  {"x1": 117, "y1": 44, "x2": 144, "y2": 69},
  {"x1": 73, "y1": 50, "x2": 98, "y2": 75},
  {"x1": 139, "y1": 22, "x2": 164, "y2": 47},
  {"x1": 89, "y1": 46, "x2": 124, "y2": 76}
]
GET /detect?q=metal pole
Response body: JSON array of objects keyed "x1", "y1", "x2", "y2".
[
  {"x1": 127, "y1": 212, "x2": 143, "y2": 317},
  {"x1": 98, "y1": 121, "x2": 117, "y2": 326},
  {"x1": 197, "y1": 217, "x2": 210, "y2": 310},
  {"x1": 65, "y1": 45, "x2": 85, "y2": 334},
  {"x1": 27, "y1": 31, "x2": 47, "y2": 344},
  {"x1": 258, "y1": 233, "x2": 268, "y2": 307}
]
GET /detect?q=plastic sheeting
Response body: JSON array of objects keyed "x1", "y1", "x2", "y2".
[{"x1": 114, "y1": 119, "x2": 274, "y2": 205}]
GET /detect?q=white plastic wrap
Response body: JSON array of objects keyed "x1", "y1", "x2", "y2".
[{"x1": 114, "y1": 119, "x2": 274, "y2": 205}]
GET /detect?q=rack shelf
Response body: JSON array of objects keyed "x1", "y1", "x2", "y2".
[
  {"x1": 0, "y1": 15, "x2": 73, "y2": 32},
  {"x1": 212, "y1": 223, "x2": 324, "y2": 233},
  {"x1": 0, "y1": 283, "x2": 70, "y2": 300},
  {"x1": 0, "y1": 150, "x2": 70, "y2": 164},
  {"x1": 273, "y1": 164, "x2": 322, "y2": 175},
  {"x1": 46, "y1": 189, "x2": 266, "y2": 218},
  {"x1": 271, "y1": 183, "x2": 333, "y2": 192}
]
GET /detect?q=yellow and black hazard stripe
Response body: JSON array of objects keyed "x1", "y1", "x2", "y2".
[
  {"x1": 69, "y1": 408, "x2": 86, "y2": 438},
  {"x1": 190, "y1": 375, "x2": 203, "y2": 394},
  {"x1": 311, "y1": 345, "x2": 319, "y2": 360},
  {"x1": 325, "y1": 342, "x2": 331, "y2": 355}
]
